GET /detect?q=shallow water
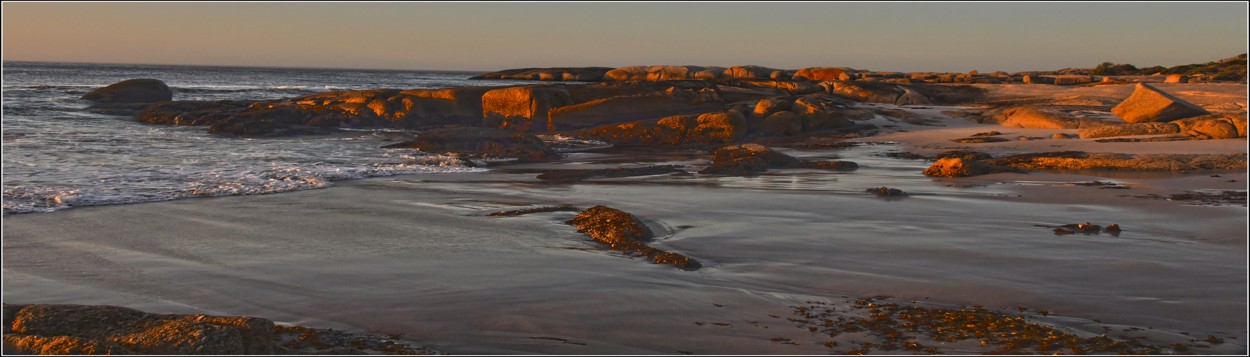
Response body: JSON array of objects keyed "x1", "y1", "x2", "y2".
[{"x1": 5, "y1": 142, "x2": 1243, "y2": 354}]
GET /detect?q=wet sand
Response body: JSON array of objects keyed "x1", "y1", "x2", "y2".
[{"x1": 4, "y1": 97, "x2": 1248, "y2": 353}]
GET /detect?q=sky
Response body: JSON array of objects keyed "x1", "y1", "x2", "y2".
[{"x1": 2, "y1": 2, "x2": 1247, "y2": 73}]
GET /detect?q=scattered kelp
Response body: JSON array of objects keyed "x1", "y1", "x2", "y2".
[
  {"x1": 789, "y1": 298, "x2": 1174, "y2": 354},
  {"x1": 273, "y1": 324, "x2": 437, "y2": 355}
]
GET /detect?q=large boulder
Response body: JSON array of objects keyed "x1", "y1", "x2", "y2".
[
  {"x1": 382, "y1": 127, "x2": 559, "y2": 162},
  {"x1": 1172, "y1": 112, "x2": 1248, "y2": 139},
  {"x1": 3, "y1": 304, "x2": 274, "y2": 355},
  {"x1": 82, "y1": 79, "x2": 173, "y2": 104},
  {"x1": 689, "y1": 111, "x2": 749, "y2": 144},
  {"x1": 602, "y1": 66, "x2": 650, "y2": 81},
  {"x1": 759, "y1": 111, "x2": 803, "y2": 136},
  {"x1": 752, "y1": 97, "x2": 793, "y2": 120},
  {"x1": 1111, "y1": 83, "x2": 1210, "y2": 123},
  {"x1": 481, "y1": 85, "x2": 574, "y2": 132}
]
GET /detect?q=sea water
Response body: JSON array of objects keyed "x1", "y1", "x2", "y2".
[{"x1": 1, "y1": 62, "x2": 535, "y2": 214}]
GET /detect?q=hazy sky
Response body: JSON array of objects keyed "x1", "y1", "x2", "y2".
[{"x1": 3, "y1": 2, "x2": 1246, "y2": 72}]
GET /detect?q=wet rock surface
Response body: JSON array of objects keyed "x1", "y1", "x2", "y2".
[
  {"x1": 3, "y1": 303, "x2": 274, "y2": 355},
  {"x1": 382, "y1": 127, "x2": 559, "y2": 162},
  {"x1": 536, "y1": 165, "x2": 683, "y2": 181},
  {"x1": 566, "y1": 205, "x2": 700, "y2": 270}
]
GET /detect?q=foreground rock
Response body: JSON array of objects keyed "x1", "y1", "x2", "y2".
[
  {"x1": 566, "y1": 206, "x2": 700, "y2": 270},
  {"x1": 382, "y1": 127, "x2": 559, "y2": 162},
  {"x1": 82, "y1": 79, "x2": 173, "y2": 104},
  {"x1": 1111, "y1": 83, "x2": 1210, "y2": 123},
  {"x1": 922, "y1": 158, "x2": 1017, "y2": 177},
  {"x1": 3, "y1": 304, "x2": 274, "y2": 354}
]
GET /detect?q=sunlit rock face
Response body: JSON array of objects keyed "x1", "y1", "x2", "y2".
[
  {"x1": 1112, "y1": 83, "x2": 1210, "y2": 124},
  {"x1": 481, "y1": 85, "x2": 574, "y2": 132}
]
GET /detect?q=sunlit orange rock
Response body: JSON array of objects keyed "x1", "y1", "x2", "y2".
[
  {"x1": 793, "y1": 67, "x2": 851, "y2": 81},
  {"x1": 481, "y1": 85, "x2": 574, "y2": 132},
  {"x1": 1172, "y1": 112, "x2": 1247, "y2": 139},
  {"x1": 723, "y1": 65, "x2": 782, "y2": 80},
  {"x1": 923, "y1": 158, "x2": 1014, "y2": 177},
  {"x1": 1111, "y1": 83, "x2": 1210, "y2": 123}
]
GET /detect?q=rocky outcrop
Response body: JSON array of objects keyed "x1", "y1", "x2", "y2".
[
  {"x1": 147, "y1": 87, "x2": 496, "y2": 137},
  {"x1": 977, "y1": 106, "x2": 1111, "y2": 129},
  {"x1": 1171, "y1": 112, "x2": 1248, "y2": 139},
  {"x1": 1164, "y1": 74, "x2": 1188, "y2": 83},
  {"x1": 986, "y1": 151, "x2": 1247, "y2": 171},
  {"x1": 566, "y1": 206, "x2": 700, "y2": 270},
  {"x1": 922, "y1": 158, "x2": 1016, "y2": 177},
  {"x1": 547, "y1": 81, "x2": 722, "y2": 131},
  {"x1": 382, "y1": 127, "x2": 559, "y2": 161},
  {"x1": 137, "y1": 100, "x2": 253, "y2": 126},
  {"x1": 82, "y1": 79, "x2": 173, "y2": 104},
  {"x1": 825, "y1": 81, "x2": 931, "y2": 105},
  {"x1": 723, "y1": 65, "x2": 786, "y2": 80},
  {"x1": 1077, "y1": 122, "x2": 1180, "y2": 139},
  {"x1": 481, "y1": 85, "x2": 574, "y2": 132},
  {"x1": 1111, "y1": 83, "x2": 1210, "y2": 123},
  {"x1": 3, "y1": 304, "x2": 274, "y2": 355},
  {"x1": 793, "y1": 67, "x2": 853, "y2": 81}
]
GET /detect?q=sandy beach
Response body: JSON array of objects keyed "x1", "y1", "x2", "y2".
[{"x1": 4, "y1": 97, "x2": 1246, "y2": 353}]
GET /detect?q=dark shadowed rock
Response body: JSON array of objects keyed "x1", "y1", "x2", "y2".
[
  {"x1": 699, "y1": 143, "x2": 801, "y2": 175},
  {"x1": 802, "y1": 160, "x2": 859, "y2": 171},
  {"x1": 760, "y1": 111, "x2": 803, "y2": 136},
  {"x1": 136, "y1": 100, "x2": 254, "y2": 126},
  {"x1": 567, "y1": 206, "x2": 700, "y2": 270},
  {"x1": 1111, "y1": 83, "x2": 1210, "y2": 123},
  {"x1": 382, "y1": 127, "x2": 558, "y2": 162},
  {"x1": 867, "y1": 187, "x2": 907, "y2": 197},
  {"x1": 564, "y1": 115, "x2": 696, "y2": 147},
  {"x1": 82, "y1": 79, "x2": 172, "y2": 104},
  {"x1": 4, "y1": 304, "x2": 274, "y2": 355}
]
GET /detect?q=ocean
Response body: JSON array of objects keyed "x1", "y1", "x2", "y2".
[{"x1": 1, "y1": 61, "x2": 535, "y2": 215}]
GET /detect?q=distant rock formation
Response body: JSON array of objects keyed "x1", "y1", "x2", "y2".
[{"x1": 81, "y1": 79, "x2": 172, "y2": 104}]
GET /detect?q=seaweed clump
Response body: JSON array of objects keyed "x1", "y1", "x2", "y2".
[{"x1": 566, "y1": 205, "x2": 700, "y2": 270}]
